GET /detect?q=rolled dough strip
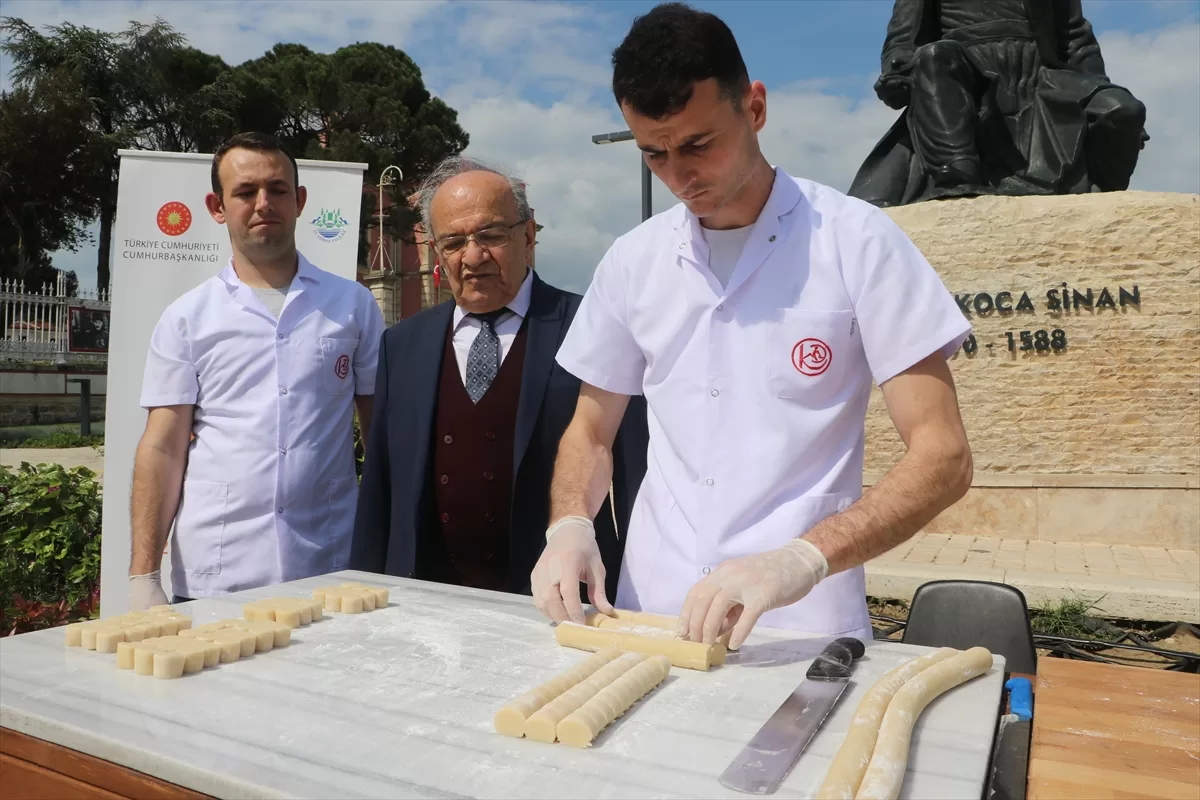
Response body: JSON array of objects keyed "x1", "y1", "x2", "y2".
[
  {"x1": 94, "y1": 628, "x2": 128, "y2": 654},
  {"x1": 556, "y1": 654, "x2": 672, "y2": 748},
  {"x1": 63, "y1": 623, "x2": 84, "y2": 646},
  {"x1": 116, "y1": 641, "x2": 138, "y2": 670},
  {"x1": 233, "y1": 619, "x2": 292, "y2": 648},
  {"x1": 341, "y1": 582, "x2": 389, "y2": 607},
  {"x1": 815, "y1": 647, "x2": 959, "y2": 800},
  {"x1": 585, "y1": 610, "x2": 733, "y2": 649},
  {"x1": 133, "y1": 642, "x2": 159, "y2": 675},
  {"x1": 855, "y1": 646, "x2": 994, "y2": 800},
  {"x1": 493, "y1": 649, "x2": 622, "y2": 738},
  {"x1": 244, "y1": 602, "x2": 276, "y2": 622},
  {"x1": 524, "y1": 652, "x2": 646, "y2": 742},
  {"x1": 152, "y1": 638, "x2": 207, "y2": 674},
  {"x1": 555, "y1": 621, "x2": 724, "y2": 671},
  {"x1": 323, "y1": 591, "x2": 365, "y2": 614},
  {"x1": 184, "y1": 629, "x2": 248, "y2": 663},
  {"x1": 294, "y1": 603, "x2": 315, "y2": 625},
  {"x1": 340, "y1": 587, "x2": 377, "y2": 611},
  {"x1": 152, "y1": 649, "x2": 186, "y2": 679}
]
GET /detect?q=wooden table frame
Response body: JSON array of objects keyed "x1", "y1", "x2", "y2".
[{"x1": 0, "y1": 727, "x2": 211, "y2": 800}]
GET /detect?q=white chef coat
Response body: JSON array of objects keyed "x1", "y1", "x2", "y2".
[
  {"x1": 556, "y1": 167, "x2": 971, "y2": 638},
  {"x1": 139, "y1": 253, "x2": 385, "y2": 597},
  {"x1": 448, "y1": 267, "x2": 533, "y2": 383}
]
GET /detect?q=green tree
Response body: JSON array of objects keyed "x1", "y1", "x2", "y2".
[
  {"x1": 0, "y1": 16, "x2": 241, "y2": 291},
  {"x1": 1, "y1": 18, "x2": 470, "y2": 287},
  {"x1": 0, "y1": 69, "x2": 103, "y2": 290},
  {"x1": 238, "y1": 42, "x2": 470, "y2": 263}
]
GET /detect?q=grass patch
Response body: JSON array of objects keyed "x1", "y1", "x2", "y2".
[
  {"x1": 1028, "y1": 594, "x2": 1107, "y2": 639},
  {"x1": 0, "y1": 423, "x2": 104, "y2": 449}
]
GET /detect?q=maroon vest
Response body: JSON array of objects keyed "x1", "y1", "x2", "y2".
[{"x1": 429, "y1": 317, "x2": 529, "y2": 590}]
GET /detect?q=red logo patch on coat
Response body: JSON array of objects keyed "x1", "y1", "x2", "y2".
[
  {"x1": 792, "y1": 338, "x2": 832, "y2": 376},
  {"x1": 334, "y1": 354, "x2": 350, "y2": 380}
]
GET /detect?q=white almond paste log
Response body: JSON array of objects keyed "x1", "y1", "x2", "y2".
[
  {"x1": 556, "y1": 654, "x2": 672, "y2": 748},
  {"x1": 586, "y1": 610, "x2": 734, "y2": 649},
  {"x1": 854, "y1": 646, "x2": 994, "y2": 800},
  {"x1": 493, "y1": 648, "x2": 621, "y2": 738},
  {"x1": 556, "y1": 620, "x2": 724, "y2": 670},
  {"x1": 815, "y1": 647, "x2": 959, "y2": 800},
  {"x1": 524, "y1": 652, "x2": 646, "y2": 742}
]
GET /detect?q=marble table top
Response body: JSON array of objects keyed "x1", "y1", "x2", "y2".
[{"x1": 0, "y1": 571, "x2": 1006, "y2": 799}]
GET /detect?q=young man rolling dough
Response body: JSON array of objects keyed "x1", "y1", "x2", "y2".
[{"x1": 530, "y1": 3, "x2": 973, "y2": 649}]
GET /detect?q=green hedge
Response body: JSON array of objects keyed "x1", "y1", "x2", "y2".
[
  {"x1": 0, "y1": 432, "x2": 104, "y2": 449},
  {"x1": 0, "y1": 463, "x2": 102, "y2": 635}
]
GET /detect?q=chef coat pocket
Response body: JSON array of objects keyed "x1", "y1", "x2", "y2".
[
  {"x1": 172, "y1": 480, "x2": 227, "y2": 575},
  {"x1": 766, "y1": 309, "x2": 852, "y2": 407},
  {"x1": 319, "y1": 336, "x2": 355, "y2": 395}
]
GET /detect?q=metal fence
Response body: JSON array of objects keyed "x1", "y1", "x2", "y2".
[{"x1": 0, "y1": 274, "x2": 110, "y2": 364}]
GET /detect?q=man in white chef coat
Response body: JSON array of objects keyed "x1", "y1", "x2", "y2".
[
  {"x1": 127, "y1": 131, "x2": 384, "y2": 609},
  {"x1": 531, "y1": 2, "x2": 974, "y2": 648}
]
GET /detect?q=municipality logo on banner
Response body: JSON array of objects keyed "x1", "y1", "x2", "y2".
[{"x1": 311, "y1": 207, "x2": 349, "y2": 243}]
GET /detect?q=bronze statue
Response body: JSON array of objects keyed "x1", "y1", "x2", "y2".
[{"x1": 848, "y1": 0, "x2": 1148, "y2": 207}]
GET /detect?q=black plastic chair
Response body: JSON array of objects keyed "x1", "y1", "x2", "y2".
[{"x1": 901, "y1": 579, "x2": 1038, "y2": 675}]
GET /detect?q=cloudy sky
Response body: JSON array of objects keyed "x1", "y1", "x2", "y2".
[{"x1": 4, "y1": 0, "x2": 1198, "y2": 294}]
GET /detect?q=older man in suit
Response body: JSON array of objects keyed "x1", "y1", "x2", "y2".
[{"x1": 350, "y1": 156, "x2": 648, "y2": 605}]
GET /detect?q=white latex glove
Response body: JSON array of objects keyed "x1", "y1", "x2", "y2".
[
  {"x1": 128, "y1": 570, "x2": 169, "y2": 611},
  {"x1": 678, "y1": 538, "x2": 829, "y2": 650},
  {"x1": 531, "y1": 516, "x2": 615, "y2": 624}
]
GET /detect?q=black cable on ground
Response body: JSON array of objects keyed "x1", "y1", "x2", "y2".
[{"x1": 868, "y1": 614, "x2": 1200, "y2": 674}]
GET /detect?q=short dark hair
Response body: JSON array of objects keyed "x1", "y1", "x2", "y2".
[
  {"x1": 611, "y1": 2, "x2": 750, "y2": 120},
  {"x1": 210, "y1": 131, "x2": 299, "y2": 198}
]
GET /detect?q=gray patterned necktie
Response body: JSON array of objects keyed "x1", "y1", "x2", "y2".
[{"x1": 464, "y1": 310, "x2": 506, "y2": 403}]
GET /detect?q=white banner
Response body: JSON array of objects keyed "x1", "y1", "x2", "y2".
[{"x1": 100, "y1": 149, "x2": 367, "y2": 616}]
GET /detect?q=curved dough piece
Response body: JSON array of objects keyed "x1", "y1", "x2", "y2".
[
  {"x1": 855, "y1": 647, "x2": 994, "y2": 800},
  {"x1": 524, "y1": 653, "x2": 646, "y2": 743},
  {"x1": 556, "y1": 621, "x2": 723, "y2": 670},
  {"x1": 494, "y1": 648, "x2": 621, "y2": 738},
  {"x1": 556, "y1": 654, "x2": 672, "y2": 748},
  {"x1": 815, "y1": 647, "x2": 959, "y2": 800}
]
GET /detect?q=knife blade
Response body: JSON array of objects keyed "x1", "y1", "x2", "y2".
[{"x1": 718, "y1": 636, "x2": 866, "y2": 795}]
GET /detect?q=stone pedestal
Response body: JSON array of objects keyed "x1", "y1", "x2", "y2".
[
  {"x1": 870, "y1": 190, "x2": 1199, "y2": 550},
  {"x1": 361, "y1": 271, "x2": 401, "y2": 326}
]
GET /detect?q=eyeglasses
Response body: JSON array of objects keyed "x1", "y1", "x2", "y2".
[{"x1": 432, "y1": 220, "x2": 526, "y2": 255}]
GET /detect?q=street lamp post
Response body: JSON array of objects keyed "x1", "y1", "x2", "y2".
[{"x1": 591, "y1": 130, "x2": 652, "y2": 222}]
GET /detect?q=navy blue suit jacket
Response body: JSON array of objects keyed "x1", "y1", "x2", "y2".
[{"x1": 349, "y1": 272, "x2": 649, "y2": 599}]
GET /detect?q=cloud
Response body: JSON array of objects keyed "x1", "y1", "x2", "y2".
[
  {"x1": 0, "y1": 0, "x2": 446, "y2": 89},
  {"x1": 451, "y1": 18, "x2": 1200, "y2": 293},
  {"x1": 1095, "y1": 24, "x2": 1200, "y2": 195}
]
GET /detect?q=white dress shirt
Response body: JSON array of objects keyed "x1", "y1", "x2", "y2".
[
  {"x1": 139, "y1": 253, "x2": 385, "y2": 597},
  {"x1": 449, "y1": 267, "x2": 534, "y2": 384},
  {"x1": 556, "y1": 167, "x2": 971, "y2": 639}
]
